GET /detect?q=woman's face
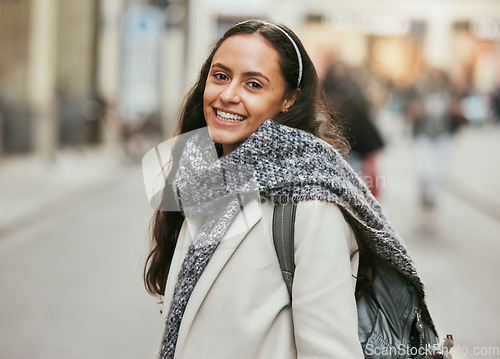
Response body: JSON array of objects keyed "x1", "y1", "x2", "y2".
[{"x1": 203, "y1": 34, "x2": 297, "y2": 155}]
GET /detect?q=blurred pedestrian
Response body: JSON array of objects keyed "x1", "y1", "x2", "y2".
[
  {"x1": 323, "y1": 61, "x2": 385, "y2": 198},
  {"x1": 406, "y1": 67, "x2": 464, "y2": 232},
  {"x1": 144, "y1": 20, "x2": 437, "y2": 358},
  {"x1": 492, "y1": 83, "x2": 500, "y2": 123}
]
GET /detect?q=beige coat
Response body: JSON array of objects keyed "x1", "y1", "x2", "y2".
[{"x1": 161, "y1": 199, "x2": 364, "y2": 358}]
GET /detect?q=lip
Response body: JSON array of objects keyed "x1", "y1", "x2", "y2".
[{"x1": 212, "y1": 107, "x2": 247, "y2": 127}]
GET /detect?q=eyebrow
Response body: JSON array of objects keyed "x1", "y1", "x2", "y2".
[{"x1": 211, "y1": 63, "x2": 271, "y2": 83}]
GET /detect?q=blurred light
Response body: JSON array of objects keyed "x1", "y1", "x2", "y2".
[
  {"x1": 359, "y1": 15, "x2": 411, "y2": 37},
  {"x1": 323, "y1": 13, "x2": 411, "y2": 37},
  {"x1": 166, "y1": 3, "x2": 186, "y2": 26},
  {"x1": 207, "y1": 0, "x2": 267, "y2": 17},
  {"x1": 470, "y1": 18, "x2": 500, "y2": 40},
  {"x1": 151, "y1": 0, "x2": 170, "y2": 8},
  {"x1": 82, "y1": 100, "x2": 103, "y2": 122}
]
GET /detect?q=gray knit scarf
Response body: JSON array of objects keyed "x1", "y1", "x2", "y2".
[{"x1": 159, "y1": 119, "x2": 429, "y2": 358}]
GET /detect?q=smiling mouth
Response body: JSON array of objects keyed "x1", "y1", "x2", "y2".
[{"x1": 215, "y1": 109, "x2": 246, "y2": 123}]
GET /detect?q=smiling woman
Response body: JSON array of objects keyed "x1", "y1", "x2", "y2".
[
  {"x1": 144, "y1": 19, "x2": 438, "y2": 359},
  {"x1": 166, "y1": 20, "x2": 347, "y2": 155}
]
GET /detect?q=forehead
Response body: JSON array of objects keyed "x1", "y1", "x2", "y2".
[{"x1": 212, "y1": 34, "x2": 282, "y2": 74}]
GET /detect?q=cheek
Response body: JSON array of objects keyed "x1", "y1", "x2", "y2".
[
  {"x1": 202, "y1": 89, "x2": 211, "y2": 108},
  {"x1": 203, "y1": 91, "x2": 215, "y2": 119},
  {"x1": 203, "y1": 82, "x2": 218, "y2": 105},
  {"x1": 249, "y1": 94, "x2": 280, "y2": 114},
  {"x1": 253, "y1": 97, "x2": 283, "y2": 120}
]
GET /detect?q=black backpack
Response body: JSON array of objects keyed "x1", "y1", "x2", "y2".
[{"x1": 272, "y1": 202, "x2": 440, "y2": 359}]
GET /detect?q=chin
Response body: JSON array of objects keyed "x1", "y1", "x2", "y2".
[
  {"x1": 209, "y1": 131, "x2": 238, "y2": 147},
  {"x1": 207, "y1": 128, "x2": 240, "y2": 151}
]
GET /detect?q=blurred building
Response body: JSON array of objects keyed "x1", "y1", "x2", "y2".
[
  {"x1": 0, "y1": 0, "x2": 188, "y2": 157},
  {"x1": 0, "y1": 0, "x2": 499, "y2": 156},
  {"x1": 0, "y1": 0, "x2": 101, "y2": 155}
]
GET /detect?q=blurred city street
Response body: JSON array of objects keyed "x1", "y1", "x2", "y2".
[
  {"x1": 0, "y1": 150, "x2": 163, "y2": 358},
  {"x1": 0, "y1": 123, "x2": 499, "y2": 358},
  {"x1": 2, "y1": 0, "x2": 500, "y2": 358}
]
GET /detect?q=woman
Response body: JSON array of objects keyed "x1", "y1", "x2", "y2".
[{"x1": 144, "y1": 20, "x2": 436, "y2": 359}]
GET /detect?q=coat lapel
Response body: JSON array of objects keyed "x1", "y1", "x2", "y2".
[
  {"x1": 161, "y1": 220, "x2": 191, "y2": 321},
  {"x1": 173, "y1": 198, "x2": 262, "y2": 355}
]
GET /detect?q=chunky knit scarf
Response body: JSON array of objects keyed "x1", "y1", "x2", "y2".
[{"x1": 159, "y1": 119, "x2": 430, "y2": 358}]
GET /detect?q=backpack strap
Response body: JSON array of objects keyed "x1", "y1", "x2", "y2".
[
  {"x1": 272, "y1": 202, "x2": 443, "y2": 357},
  {"x1": 272, "y1": 201, "x2": 297, "y2": 300}
]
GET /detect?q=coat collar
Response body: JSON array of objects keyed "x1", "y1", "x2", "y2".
[{"x1": 162, "y1": 198, "x2": 263, "y2": 354}]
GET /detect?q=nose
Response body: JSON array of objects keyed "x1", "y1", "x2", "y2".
[{"x1": 219, "y1": 81, "x2": 241, "y2": 104}]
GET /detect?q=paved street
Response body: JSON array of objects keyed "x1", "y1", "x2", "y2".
[
  {"x1": 0, "y1": 124, "x2": 499, "y2": 358},
  {"x1": 0, "y1": 150, "x2": 163, "y2": 358}
]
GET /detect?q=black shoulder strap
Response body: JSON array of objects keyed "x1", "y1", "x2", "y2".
[
  {"x1": 273, "y1": 203, "x2": 442, "y2": 354},
  {"x1": 272, "y1": 201, "x2": 297, "y2": 300}
]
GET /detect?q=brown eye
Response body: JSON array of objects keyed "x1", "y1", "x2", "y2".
[
  {"x1": 214, "y1": 73, "x2": 228, "y2": 81},
  {"x1": 248, "y1": 81, "x2": 262, "y2": 89}
]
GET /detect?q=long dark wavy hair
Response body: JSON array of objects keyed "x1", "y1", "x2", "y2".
[{"x1": 144, "y1": 20, "x2": 375, "y2": 298}]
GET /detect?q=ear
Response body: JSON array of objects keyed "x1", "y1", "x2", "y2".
[{"x1": 281, "y1": 89, "x2": 301, "y2": 112}]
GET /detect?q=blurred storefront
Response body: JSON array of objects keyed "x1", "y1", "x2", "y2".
[
  {"x1": 0, "y1": 0, "x2": 32, "y2": 154},
  {"x1": 0, "y1": 0, "x2": 499, "y2": 156},
  {"x1": 0, "y1": 0, "x2": 177, "y2": 157},
  {"x1": 0, "y1": 0, "x2": 99, "y2": 155},
  {"x1": 450, "y1": 18, "x2": 500, "y2": 124},
  {"x1": 176, "y1": 0, "x2": 500, "y2": 129}
]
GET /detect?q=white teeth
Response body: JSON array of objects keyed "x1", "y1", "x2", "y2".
[{"x1": 216, "y1": 110, "x2": 245, "y2": 122}]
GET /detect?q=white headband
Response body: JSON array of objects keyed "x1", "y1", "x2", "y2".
[{"x1": 235, "y1": 20, "x2": 303, "y2": 88}]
